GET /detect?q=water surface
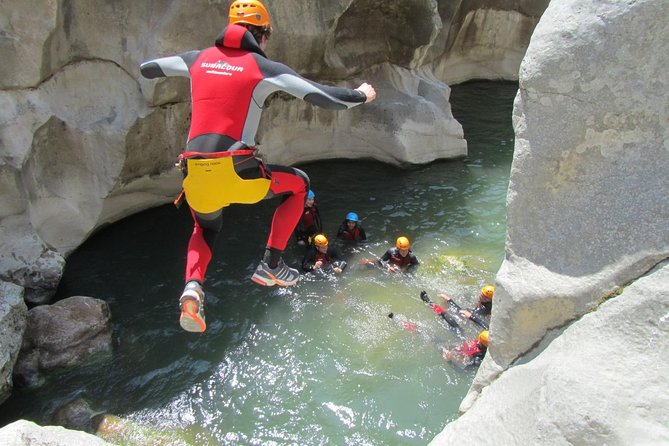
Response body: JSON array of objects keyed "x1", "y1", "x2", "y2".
[{"x1": 0, "y1": 81, "x2": 518, "y2": 445}]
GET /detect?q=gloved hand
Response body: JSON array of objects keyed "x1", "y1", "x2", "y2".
[{"x1": 420, "y1": 290, "x2": 430, "y2": 303}]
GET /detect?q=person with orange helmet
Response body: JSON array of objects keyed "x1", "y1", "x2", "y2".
[
  {"x1": 438, "y1": 285, "x2": 495, "y2": 328},
  {"x1": 442, "y1": 330, "x2": 489, "y2": 367},
  {"x1": 140, "y1": 0, "x2": 376, "y2": 332},
  {"x1": 301, "y1": 234, "x2": 346, "y2": 274},
  {"x1": 377, "y1": 236, "x2": 419, "y2": 272}
]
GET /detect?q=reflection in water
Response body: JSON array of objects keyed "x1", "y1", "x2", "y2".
[{"x1": 0, "y1": 81, "x2": 518, "y2": 445}]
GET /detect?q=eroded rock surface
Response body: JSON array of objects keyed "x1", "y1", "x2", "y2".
[{"x1": 431, "y1": 0, "x2": 669, "y2": 443}]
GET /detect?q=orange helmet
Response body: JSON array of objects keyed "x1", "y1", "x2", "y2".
[
  {"x1": 313, "y1": 234, "x2": 328, "y2": 247},
  {"x1": 481, "y1": 285, "x2": 495, "y2": 299},
  {"x1": 396, "y1": 236, "x2": 410, "y2": 250},
  {"x1": 478, "y1": 330, "x2": 489, "y2": 347},
  {"x1": 229, "y1": 0, "x2": 271, "y2": 27}
]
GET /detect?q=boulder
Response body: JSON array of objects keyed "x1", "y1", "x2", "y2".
[
  {"x1": 51, "y1": 398, "x2": 101, "y2": 434},
  {"x1": 0, "y1": 216, "x2": 65, "y2": 305},
  {"x1": 259, "y1": 63, "x2": 466, "y2": 166},
  {"x1": 494, "y1": 0, "x2": 669, "y2": 369},
  {"x1": 432, "y1": 0, "x2": 669, "y2": 443},
  {"x1": 14, "y1": 296, "x2": 112, "y2": 387},
  {"x1": 0, "y1": 419, "x2": 116, "y2": 446}
]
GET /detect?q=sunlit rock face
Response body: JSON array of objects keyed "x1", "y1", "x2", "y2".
[
  {"x1": 0, "y1": 0, "x2": 545, "y2": 298},
  {"x1": 434, "y1": 0, "x2": 548, "y2": 84},
  {"x1": 431, "y1": 0, "x2": 669, "y2": 444}
]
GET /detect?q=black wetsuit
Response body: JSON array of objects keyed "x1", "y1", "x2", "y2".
[
  {"x1": 378, "y1": 248, "x2": 419, "y2": 269},
  {"x1": 471, "y1": 299, "x2": 492, "y2": 317},
  {"x1": 294, "y1": 204, "x2": 322, "y2": 244},
  {"x1": 302, "y1": 245, "x2": 346, "y2": 272}
]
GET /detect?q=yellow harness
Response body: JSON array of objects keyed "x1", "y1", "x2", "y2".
[{"x1": 179, "y1": 150, "x2": 271, "y2": 214}]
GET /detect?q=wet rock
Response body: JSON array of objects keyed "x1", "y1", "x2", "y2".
[
  {"x1": 14, "y1": 296, "x2": 112, "y2": 387},
  {"x1": 51, "y1": 398, "x2": 101, "y2": 433}
]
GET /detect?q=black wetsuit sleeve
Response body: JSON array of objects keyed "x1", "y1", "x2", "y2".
[
  {"x1": 472, "y1": 301, "x2": 491, "y2": 317},
  {"x1": 378, "y1": 249, "x2": 392, "y2": 266},
  {"x1": 336, "y1": 222, "x2": 347, "y2": 239},
  {"x1": 329, "y1": 246, "x2": 344, "y2": 261},
  {"x1": 447, "y1": 299, "x2": 463, "y2": 311},
  {"x1": 314, "y1": 206, "x2": 323, "y2": 232},
  {"x1": 256, "y1": 57, "x2": 367, "y2": 110},
  {"x1": 302, "y1": 249, "x2": 316, "y2": 271},
  {"x1": 469, "y1": 315, "x2": 489, "y2": 330},
  {"x1": 359, "y1": 226, "x2": 367, "y2": 242}
]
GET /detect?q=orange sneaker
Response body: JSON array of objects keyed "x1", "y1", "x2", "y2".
[{"x1": 179, "y1": 281, "x2": 206, "y2": 333}]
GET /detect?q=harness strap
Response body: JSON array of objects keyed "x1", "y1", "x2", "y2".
[{"x1": 179, "y1": 149, "x2": 256, "y2": 160}]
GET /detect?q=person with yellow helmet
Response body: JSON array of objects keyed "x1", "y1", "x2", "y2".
[
  {"x1": 377, "y1": 236, "x2": 419, "y2": 272},
  {"x1": 140, "y1": 0, "x2": 376, "y2": 332},
  {"x1": 437, "y1": 285, "x2": 495, "y2": 329},
  {"x1": 441, "y1": 330, "x2": 489, "y2": 368},
  {"x1": 301, "y1": 234, "x2": 346, "y2": 274}
]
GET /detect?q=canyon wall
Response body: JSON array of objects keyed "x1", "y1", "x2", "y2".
[{"x1": 432, "y1": 0, "x2": 669, "y2": 443}]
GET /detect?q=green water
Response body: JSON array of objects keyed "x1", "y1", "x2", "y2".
[{"x1": 0, "y1": 81, "x2": 517, "y2": 445}]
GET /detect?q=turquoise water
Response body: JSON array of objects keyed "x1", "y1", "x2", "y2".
[{"x1": 0, "y1": 81, "x2": 517, "y2": 445}]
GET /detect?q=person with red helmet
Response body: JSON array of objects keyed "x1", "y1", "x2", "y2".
[
  {"x1": 378, "y1": 236, "x2": 419, "y2": 272},
  {"x1": 140, "y1": 0, "x2": 376, "y2": 332}
]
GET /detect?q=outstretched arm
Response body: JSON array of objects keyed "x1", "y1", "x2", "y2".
[
  {"x1": 439, "y1": 293, "x2": 489, "y2": 329},
  {"x1": 257, "y1": 58, "x2": 376, "y2": 110},
  {"x1": 356, "y1": 82, "x2": 376, "y2": 103},
  {"x1": 140, "y1": 50, "x2": 200, "y2": 79}
]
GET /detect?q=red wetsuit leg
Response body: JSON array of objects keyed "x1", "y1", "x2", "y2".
[
  {"x1": 185, "y1": 209, "x2": 220, "y2": 284},
  {"x1": 266, "y1": 166, "x2": 309, "y2": 250}
]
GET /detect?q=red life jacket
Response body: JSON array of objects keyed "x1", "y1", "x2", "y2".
[
  {"x1": 459, "y1": 340, "x2": 482, "y2": 357},
  {"x1": 340, "y1": 226, "x2": 362, "y2": 241},
  {"x1": 300, "y1": 206, "x2": 318, "y2": 230},
  {"x1": 388, "y1": 248, "x2": 413, "y2": 267},
  {"x1": 314, "y1": 250, "x2": 332, "y2": 265}
]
